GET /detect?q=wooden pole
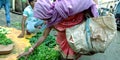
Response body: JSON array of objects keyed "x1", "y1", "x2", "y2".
[{"x1": 12, "y1": 0, "x2": 15, "y2": 11}]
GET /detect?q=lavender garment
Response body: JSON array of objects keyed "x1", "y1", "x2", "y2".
[{"x1": 34, "y1": 0, "x2": 99, "y2": 27}]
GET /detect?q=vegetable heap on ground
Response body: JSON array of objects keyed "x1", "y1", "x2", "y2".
[
  {"x1": 19, "y1": 32, "x2": 60, "y2": 60},
  {"x1": 0, "y1": 27, "x2": 13, "y2": 45}
]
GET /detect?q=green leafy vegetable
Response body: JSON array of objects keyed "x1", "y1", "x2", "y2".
[
  {"x1": 0, "y1": 33, "x2": 13, "y2": 45},
  {"x1": 19, "y1": 32, "x2": 60, "y2": 60}
]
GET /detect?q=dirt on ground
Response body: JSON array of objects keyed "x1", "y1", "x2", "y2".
[
  {"x1": 0, "y1": 27, "x2": 31, "y2": 60},
  {"x1": 0, "y1": 9, "x2": 28, "y2": 60}
]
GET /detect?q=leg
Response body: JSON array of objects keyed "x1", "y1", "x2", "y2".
[
  {"x1": 26, "y1": 30, "x2": 31, "y2": 35},
  {"x1": 26, "y1": 21, "x2": 36, "y2": 34},
  {"x1": 34, "y1": 20, "x2": 46, "y2": 31},
  {"x1": 4, "y1": 0, "x2": 11, "y2": 26},
  {"x1": 0, "y1": 1, "x2": 2, "y2": 9},
  {"x1": 25, "y1": 21, "x2": 36, "y2": 38}
]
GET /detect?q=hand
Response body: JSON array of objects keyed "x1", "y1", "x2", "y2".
[
  {"x1": 28, "y1": 47, "x2": 34, "y2": 53},
  {"x1": 18, "y1": 33, "x2": 24, "y2": 38},
  {"x1": 17, "y1": 47, "x2": 34, "y2": 59},
  {"x1": 37, "y1": 26, "x2": 42, "y2": 29}
]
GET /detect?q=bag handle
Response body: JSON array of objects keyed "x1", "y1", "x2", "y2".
[{"x1": 85, "y1": 17, "x2": 93, "y2": 51}]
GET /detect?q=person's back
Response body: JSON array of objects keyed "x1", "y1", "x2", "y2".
[{"x1": 23, "y1": 5, "x2": 34, "y2": 19}]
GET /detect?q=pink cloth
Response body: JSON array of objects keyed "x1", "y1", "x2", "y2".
[
  {"x1": 55, "y1": 12, "x2": 84, "y2": 58},
  {"x1": 34, "y1": 0, "x2": 99, "y2": 27},
  {"x1": 57, "y1": 31, "x2": 75, "y2": 56},
  {"x1": 54, "y1": 12, "x2": 84, "y2": 31}
]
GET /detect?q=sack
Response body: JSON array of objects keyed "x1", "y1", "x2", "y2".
[{"x1": 66, "y1": 14, "x2": 117, "y2": 54}]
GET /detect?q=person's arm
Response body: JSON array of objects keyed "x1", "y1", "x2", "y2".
[
  {"x1": 18, "y1": 16, "x2": 27, "y2": 38},
  {"x1": 17, "y1": 27, "x2": 52, "y2": 58},
  {"x1": 32, "y1": 27, "x2": 52, "y2": 49},
  {"x1": 22, "y1": 16, "x2": 27, "y2": 35}
]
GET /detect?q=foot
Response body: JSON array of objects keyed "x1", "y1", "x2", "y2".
[
  {"x1": 6, "y1": 23, "x2": 11, "y2": 27},
  {"x1": 26, "y1": 30, "x2": 31, "y2": 35},
  {"x1": 18, "y1": 33, "x2": 24, "y2": 38}
]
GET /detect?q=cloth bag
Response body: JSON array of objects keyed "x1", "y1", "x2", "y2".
[{"x1": 66, "y1": 14, "x2": 117, "y2": 54}]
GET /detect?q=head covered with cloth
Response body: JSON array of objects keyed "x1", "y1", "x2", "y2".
[{"x1": 34, "y1": 0, "x2": 99, "y2": 27}]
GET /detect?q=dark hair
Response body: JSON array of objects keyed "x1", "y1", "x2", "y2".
[{"x1": 28, "y1": 0, "x2": 34, "y2": 3}]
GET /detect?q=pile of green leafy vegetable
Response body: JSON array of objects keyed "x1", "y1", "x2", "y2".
[
  {"x1": 19, "y1": 32, "x2": 60, "y2": 60},
  {"x1": 19, "y1": 44, "x2": 60, "y2": 60},
  {"x1": 0, "y1": 27, "x2": 10, "y2": 34},
  {"x1": 0, "y1": 33, "x2": 13, "y2": 45},
  {"x1": 29, "y1": 32, "x2": 56, "y2": 48}
]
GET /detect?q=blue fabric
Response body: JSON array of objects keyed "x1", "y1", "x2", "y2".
[
  {"x1": 23, "y1": 5, "x2": 34, "y2": 21},
  {"x1": 85, "y1": 18, "x2": 92, "y2": 50},
  {"x1": 34, "y1": 20, "x2": 46, "y2": 31},
  {"x1": 0, "y1": 0, "x2": 10, "y2": 24},
  {"x1": 23, "y1": 5, "x2": 46, "y2": 33},
  {"x1": 26, "y1": 18, "x2": 46, "y2": 33}
]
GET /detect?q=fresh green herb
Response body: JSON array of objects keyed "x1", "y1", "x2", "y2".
[
  {"x1": 0, "y1": 33, "x2": 13, "y2": 45},
  {"x1": 19, "y1": 32, "x2": 60, "y2": 60}
]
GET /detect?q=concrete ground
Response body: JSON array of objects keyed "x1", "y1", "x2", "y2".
[
  {"x1": 0, "y1": 8, "x2": 22, "y2": 29},
  {"x1": 0, "y1": 9, "x2": 120, "y2": 60},
  {"x1": 79, "y1": 31, "x2": 120, "y2": 60}
]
